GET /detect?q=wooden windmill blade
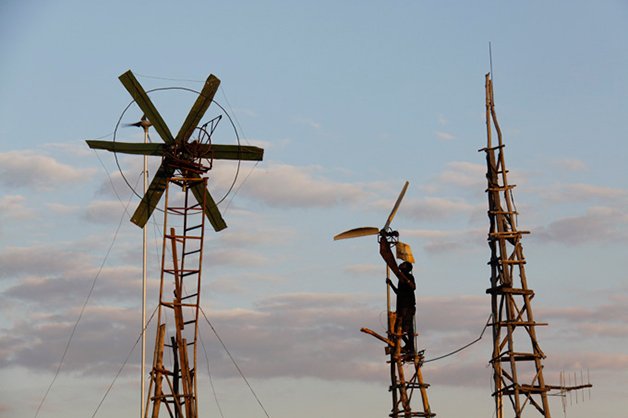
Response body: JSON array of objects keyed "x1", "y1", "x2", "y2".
[
  {"x1": 195, "y1": 144, "x2": 265, "y2": 161},
  {"x1": 175, "y1": 74, "x2": 220, "y2": 143},
  {"x1": 85, "y1": 140, "x2": 165, "y2": 156},
  {"x1": 118, "y1": 70, "x2": 175, "y2": 144},
  {"x1": 188, "y1": 174, "x2": 227, "y2": 232},
  {"x1": 130, "y1": 163, "x2": 175, "y2": 227}
]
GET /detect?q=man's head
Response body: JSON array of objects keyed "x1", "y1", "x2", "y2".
[{"x1": 399, "y1": 261, "x2": 413, "y2": 273}]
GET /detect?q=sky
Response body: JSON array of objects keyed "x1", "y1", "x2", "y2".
[{"x1": 0, "y1": 1, "x2": 627, "y2": 417}]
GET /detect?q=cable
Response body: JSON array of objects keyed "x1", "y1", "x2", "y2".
[
  {"x1": 424, "y1": 314, "x2": 492, "y2": 363},
  {"x1": 200, "y1": 307, "x2": 271, "y2": 418},
  {"x1": 91, "y1": 305, "x2": 158, "y2": 418},
  {"x1": 93, "y1": 131, "x2": 114, "y2": 140},
  {"x1": 34, "y1": 172, "x2": 141, "y2": 418},
  {"x1": 223, "y1": 161, "x2": 260, "y2": 213},
  {"x1": 200, "y1": 333, "x2": 225, "y2": 418},
  {"x1": 218, "y1": 86, "x2": 248, "y2": 144},
  {"x1": 135, "y1": 73, "x2": 205, "y2": 84},
  {"x1": 92, "y1": 150, "x2": 135, "y2": 218}
]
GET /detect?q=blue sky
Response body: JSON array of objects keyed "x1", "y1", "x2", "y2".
[{"x1": 1, "y1": 1, "x2": 627, "y2": 417}]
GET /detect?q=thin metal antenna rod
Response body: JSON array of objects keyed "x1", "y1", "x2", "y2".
[
  {"x1": 489, "y1": 42, "x2": 494, "y2": 78},
  {"x1": 141, "y1": 126, "x2": 148, "y2": 418}
]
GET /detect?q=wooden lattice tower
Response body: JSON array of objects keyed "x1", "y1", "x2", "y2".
[
  {"x1": 147, "y1": 178, "x2": 207, "y2": 418},
  {"x1": 86, "y1": 70, "x2": 264, "y2": 418},
  {"x1": 481, "y1": 73, "x2": 551, "y2": 417}
]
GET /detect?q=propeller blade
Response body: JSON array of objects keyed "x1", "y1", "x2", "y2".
[
  {"x1": 188, "y1": 176, "x2": 227, "y2": 232},
  {"x1": 119, "y1": 70, "x2": 175, "y2": 144},
  {"x1": 175, "y1": 74, "x2": 220, "y2": 144},
  {"x1": 86, "y1": 140, "x2": 166, "y2": 156},
  {"x1": 333, "y1": 227, "x2": 380, "y2": 241},
  {"x1": 383, "y1": 181, "x2": 409, "y2": 230},
  {"x1": 130, "y1": 163, "x2": 175, "y2": 227},
  {"x1": 194, "y1": 144, "x2": 264, "y2": 161},
  {"x1": 123, "y1": 115, "x2": 152, "y2": 129}
]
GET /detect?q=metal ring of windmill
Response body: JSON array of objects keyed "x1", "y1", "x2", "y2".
[{"x1": 110, "y1": 85, "x2": 245, "y2": 212}]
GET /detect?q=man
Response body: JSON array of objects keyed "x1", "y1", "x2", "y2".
[
  {"x1": 387, "y1": 261, "x2": 416, "y2": 354},
  {"x1": 379, "y1": 237, "x2": 417, "y2": 354}
]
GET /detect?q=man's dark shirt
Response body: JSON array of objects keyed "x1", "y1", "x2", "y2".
[{"x1": 396, "y1": 271, "x2": 416, "y2": 310}]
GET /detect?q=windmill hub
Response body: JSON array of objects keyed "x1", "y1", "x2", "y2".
[{"x1": 163, "y1": 140, "x2": 214, "y2": 174}]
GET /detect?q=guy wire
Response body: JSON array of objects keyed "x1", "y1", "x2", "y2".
[{"x1": 34, "y1": 171, "x2": 142, "y2": 418}]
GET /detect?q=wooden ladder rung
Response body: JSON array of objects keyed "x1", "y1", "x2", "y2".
[
  {"x1": 486, "y1": 287, "x2": 535, "y2": 296},
  {"x1": 478, "y1": 144, "x2": 505, "y2": 152},
  {"x1": 500, "y1": 259, "x2": 526, "y2": 264},
  {"x1": 486, "y1": 184, "x2": 516, "y2": 192}
]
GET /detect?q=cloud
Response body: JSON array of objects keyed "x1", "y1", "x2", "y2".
[
  {"x1": 435, "y1": 131, "x2": 455, "y2": 141},
  {"x1": 0, "y1": 305, "x2": 143, "y2": 375},
  {"x1": 404, "y1": 228, "x2": 485, "y2": 254},
  {"x1": 232, "y1": 164, "x2": 369, "y2": 208},
  {"x1": 0, "y1": 289, "x2": 607, "y2": 390},
  {"x1": 0, "y1": 246, "x2": 92, "y2": 278},
  {"x1": 0, "y1": 195, "x2": 34, "y2": 219},
  {"x1": 540, "y1": 292, "x2": 628, "y2": 338},
  {"x1": 539, "y1": 183, "x2": 628, "y2": 204},
  {"x1": 343, "y1": 263, "x2": 382, "y2": 276},
  {"x1": 402, "y1": 197, "x2": 476, "y2": 221},
  {"x1": 82, "y1": 200, "x2": 127, "y2": 224},
  {"x1": 544, "y1": 351, "x2": 628, "y2": 373},
  {"x1": 426, "y1": 161, "x2": 486, "y2": 192},
  {"x1": 552, "y1": 158, "x2": 588, "y2": 172},
  {"x1": 44, "y1": 141, "x2": 94, "y2": 157},
  {"x1": 0, "y1": 151, "x2": 95, "y2": 190},
  {"x1": 426, "y1": 362, "x2": 489, "y2": 387},
  {"x1": 294, "y1": 117, "x2": 321, "y2": 129},
  {"x1": 204, "y1": 248, "x2": 269, "y2": 267},
  {"x1": 219, "y1": 227, "x2": 295, "y2": 247},
  {"x1": 0, "y1": 292, "x2": 382, "y2": 380},
  {"x1": 533, "y1": 207, "x2": 628, "y2": 245},
  {"x1": 2, "y1": 265, "x2": 144, "y2": 310},
  {"x1": 46, "y1": 202, "x2": 81, "y2": 215}
]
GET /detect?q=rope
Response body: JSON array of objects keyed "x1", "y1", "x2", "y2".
[{"x1": 200, "y1": 307, "x2": 271, "y2": 418}]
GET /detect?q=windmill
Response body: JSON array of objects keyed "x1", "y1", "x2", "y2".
[
  {"x1": 86, "y1": 70, "x2": 264, "y2": 418},
  {"x1": 334, "y1": 181, "x2": 435, "y2": 418}
]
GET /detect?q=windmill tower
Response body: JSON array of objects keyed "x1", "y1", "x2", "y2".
[
  {"x1": 335, "y1": 182, "x2": 435, "y2": 418},
  {"x1": 481, "y1": 73, "x2": 590, "y2": 418},
  {"x1": 86, "y1": 70, "x2": 264, "y2": 418}
]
